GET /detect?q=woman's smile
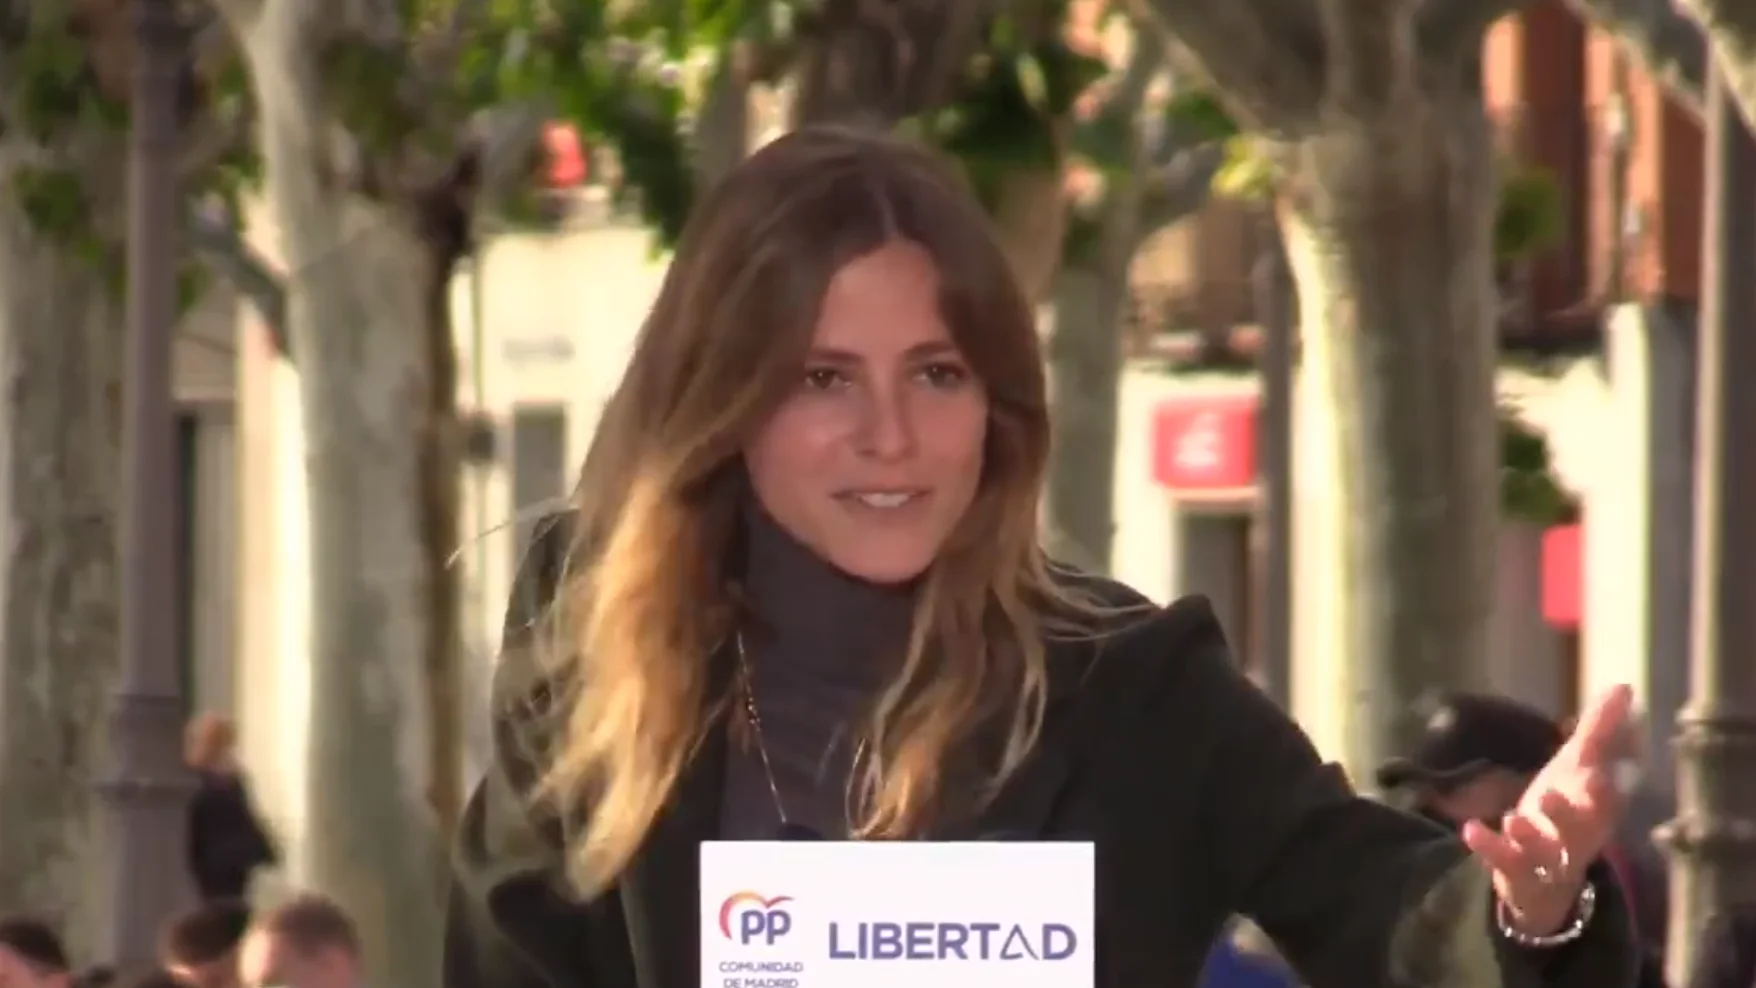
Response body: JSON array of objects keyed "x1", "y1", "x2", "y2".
[{"x1": 836, "y1": 489, "x2": 929, "y2": 511}]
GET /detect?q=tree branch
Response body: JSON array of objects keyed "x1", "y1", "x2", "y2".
[
  {"x1": 467, "y1": 98, "x2": 550, "y2": 207},
  {"x1": 1677, "y1": 0, "x2": 1756, "y2": 127},
  {"x1": 897, "y1": 0, "x2": 997, "y2": 113},
  {"x1": 411, "y1": 0, "x2": 489, "y2": 83},
  {"x1": 440, "y1": 0, "x2": 488, "y2": 45},
  {"x1": 1565, "y1": 0, "x2": 1706, "y2": 113},
  {"x1": 1318, "y1": 0, "x2": 1411, "y2": 113},
  {"x1": 178, "y1": 103, "x2": 253, "y2": 181},
  {"x1": 1129, "y1": 0, "x2": 1327, "y2": 134},
  {"x1": 187, "y1": 205, "x2": 290, "y2": 357},
  {"x1": 692, "y1": 54, "x2": 750, "y2": 193},
  {"x1": 199, "y1": 0, "x2": 263, "y2": 33},
  {"x1": 1417, "y1": 0, "x2": 1533, "y2": 62},
  {"x1": 1139, "y1": 143, "x2": 1225, "y2": 232},
  {"x1": 1110, "y1": 24, "x2": 1165, "y2": 115}
]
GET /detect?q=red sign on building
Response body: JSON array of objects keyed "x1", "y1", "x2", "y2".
[
  {"x1": 543, "y1": 123, "x2": 588, "y2": 187},
  {"x1": 1151, "y1": 394, "x2": 1258, "y2": 492},
  {"x1": 1542, "y1": 523, "x2": 1582, "y2": 629}
]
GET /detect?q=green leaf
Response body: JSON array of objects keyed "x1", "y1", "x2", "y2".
[
  {"x1": 13, "y1": 166, "x2": 90, "y2": 241},
  {"x1": 1069, "y1": 106, "x2": 1133, "y2": 174},
  {"x1": 320, "y1": 37, "x2": 422, "y2": 154},
  {"x1": 1014, "y1": 54, "x2": 1048, "y2": 111},
  {"x1": 1212, "y1": 137, "x2": 1275, "y2": 201},
  {"x1": 1495, "y1": 164, "x2": 1563, "y2": 263},
  {"x1": 176, "y1": 261, "x2": 213, "y2": 316},
  {"x1": 917, "y1": 43, "x2": 1059, "y2": 174},
  {"x1": 1163, "y1": 90, "x2": 1239, "y2": 142},
  {"x1": 1498, "y1": 403, "x2": 1575, "y2": 524},
  {"x1": 1031, "y1": 42, "x2": 1106, "y2": 118},
  {"x1": 1060, "y1": 208, "x2": 1103, "y2": 268},
  {"x1": 15, "y1": 29, "x2": 98, "y2": 139}
]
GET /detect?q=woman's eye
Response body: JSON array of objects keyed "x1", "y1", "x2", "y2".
[
  {"x1": 919, "y1": 362, "x2": 969, "y2": 388},
  {"x1": 804, "y1": 367, "x2": 848, "y2": 390}
]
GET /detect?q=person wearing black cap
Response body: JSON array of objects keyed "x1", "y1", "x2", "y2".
[
  {"x1": 1377, "y1": 693, "x2": 1568, "y2": 830},
  {"x1": 1379, "y1": 694, "x2": 1670, "y2": 988}
]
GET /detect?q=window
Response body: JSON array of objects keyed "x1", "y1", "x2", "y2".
[
  {"x1": 1555, "y1": 627, "x2": 1583, "y2": 724},
  {"x1": 175, "y1": 411, "x2": 199, "y2": 716},
  {"x1": 510, "y1": 405, "x2": 569, "y2": 574},
  {"x1": 1176, "y1": 511, "x2": 1256, "y2": 669}
]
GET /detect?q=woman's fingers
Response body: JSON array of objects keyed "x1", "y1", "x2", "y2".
[
  {"x1": 1535, "y1": 789, "x2": 1596, "y2": 857},
  {"x1": 1560, "y1": 686, "x2": 1635, "y2": 771},
  {"x1": 1461, "y1": 819, "x2": 1526, "y2": 875},
  {"x1": 1464, "y1": 813, "x2": 1570, "y2": 887},
  {"x1": 1503, "y1": 812, "x2": 1567, "y2": 872}
]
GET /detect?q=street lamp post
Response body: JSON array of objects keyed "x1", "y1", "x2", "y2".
[
  {"x1": 99, "y1": 0, "x2": 195, "y2": 969},
  {"x1": 1251, "y1": 215, "x2": 1294, "y2": 708},
  {"x1": 1657, "y1": 64, "x2": 1756, "y2": 988}
]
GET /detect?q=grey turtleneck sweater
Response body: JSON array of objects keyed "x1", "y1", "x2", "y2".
[{"x1": 718, "y1": 506, "x2": 914, "y2": 839}]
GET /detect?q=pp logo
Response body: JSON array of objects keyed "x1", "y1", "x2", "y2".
[{"x1": 718, "y1": 891, "x2": 794, "y2": 946}]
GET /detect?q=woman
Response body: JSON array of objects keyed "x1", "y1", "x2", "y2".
[
  {"x1": 444, "y1": 127, "x2": 1640, "y2": 988},
  {"x1": 184, "y1": 713, "x2": 278, "y2": 901}
]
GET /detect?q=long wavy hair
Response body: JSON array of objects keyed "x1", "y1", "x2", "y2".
[{"x1": 533, "y1": 126, "x2": 1088, "y2": 897}]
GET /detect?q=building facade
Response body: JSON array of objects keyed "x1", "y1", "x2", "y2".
[
  {"x1": 200, "y1": 0, "x2": 1710, "y2": 876},
  {"x1": 1123, "y1": 2, "x2": 1707, "y2": 800}
]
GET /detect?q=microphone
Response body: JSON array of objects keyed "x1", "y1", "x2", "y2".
[{"x1": 776, "y1": 822, "x2": 826, "y2": 841}]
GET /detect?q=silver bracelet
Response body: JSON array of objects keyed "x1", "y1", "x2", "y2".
[{"x1": 1495, "y1": 882, "x2": 1597, "y2": 948}]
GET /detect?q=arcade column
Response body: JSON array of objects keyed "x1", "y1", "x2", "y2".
[{"x1": 1581, "y1": 302, "x2": 1695, "y2": 814}]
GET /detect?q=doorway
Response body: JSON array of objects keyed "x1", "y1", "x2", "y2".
[
  {"x1": 1172, "y1": 510, "x2": 1261, "y2": 687},
  {"x1": 509, "y1": 403, "x2": 569, "y2": 574}
]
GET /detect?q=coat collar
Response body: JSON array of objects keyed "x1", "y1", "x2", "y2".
[{"x1": 611, "y1": 632, "x2": 1094, "y2": 988}]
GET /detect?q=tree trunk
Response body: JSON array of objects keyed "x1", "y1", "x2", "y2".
[
  {"x1": 791, "y1": 0, "x2": 993, "y2": 127},
  {"x1": 1044, "y1": 262, "x2": 1127, "y2": 572},
  {"x1": 1251, "y1": 217, "x2": 1296, "y2": 708},
  {"x1": 692, "y1": 55, "x2": 751, "y2": 192},
  {"x1": 0, "y1": 150, "x2": 125, "y2": 956},
  {"x1": 417, "y1": 261, "x2": 463, "y2": 851},
  {"x1": 1686, "y1": 3, "x2": 1756, "y2": 128},
  {"x1": 1044, "y1": 172, "x2": 1139, "y2": 572},
  {"x1": 251, "y1": 57, "x2": 444, "y2": 986},
  {"x1": 991, "y1": 162, "x2": 1070, "y2": 304},
  {"x1": 1278, "y1": 95, "x2": 1499, "y2": 784}
]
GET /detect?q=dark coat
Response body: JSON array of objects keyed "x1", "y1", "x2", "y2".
[
  {"x1": 1685, "y1": 909, "x2": 1756, "y2": 988},
  {"x1": 186, "y1": 769, "x2": 277, "y2": 900},
  {"x1": 444, "y1": 515, "x2": 1640, "y2": 988}
]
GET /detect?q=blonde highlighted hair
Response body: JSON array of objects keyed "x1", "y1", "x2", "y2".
[{"x1": 532, "y1": 127, "x2": 1095, "y2": 897}]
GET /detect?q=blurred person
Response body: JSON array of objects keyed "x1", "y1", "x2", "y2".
[
  {"x1": 236, "y1": 896, "x2": 359, "y2": 988},
  {"x1": 1380, "y1": 693, "x2": 1668, "y2": 988},
  {"x1": 0, "y1": 917, "x2": 70, "y2": 988},
  {"x1": 1685, "y1": 907, "x2": 1756, "y2": 988},
  {"x1": 1198, "y1": 919, "x2": 1301, "y2": 988},
  {"x1": 444, "y1": 127, "x2": 1640, "y2": 988},
  {"x1": 185, "y1": 713, "x2": 278, "y2": 901},
  {"x1": 160, "y1": 899, "x2": 250, "y2": 988},
  {"x1": 1376, "y1": 693, "x2": 1569, "y2": 830},
  {"x1": 124, "y1": 973, "x2": 181, "y2": 988}
]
